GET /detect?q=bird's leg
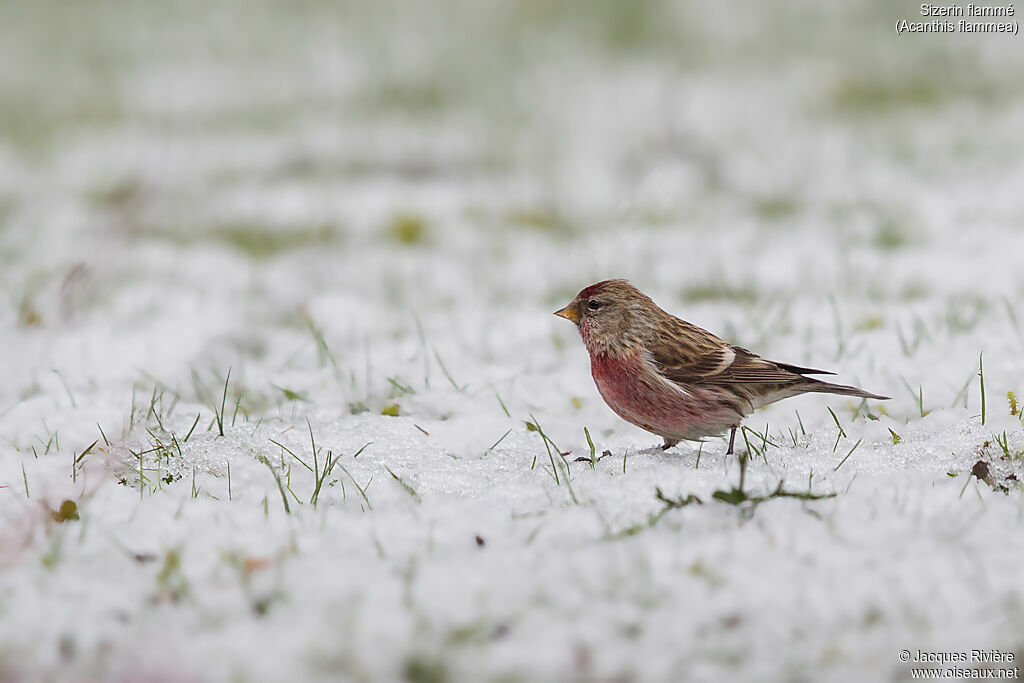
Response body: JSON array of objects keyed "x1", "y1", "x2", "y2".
[
  {"x1": 661, "y1": 437, "x2": 679, "y2": 451},
  {"x1": 726, "y1": 426, "x2": 737, "y2": 455}
]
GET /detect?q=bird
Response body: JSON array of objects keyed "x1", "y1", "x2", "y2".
[{"x1": 554, "y1": 279, "x2": 888, "y2": 454}]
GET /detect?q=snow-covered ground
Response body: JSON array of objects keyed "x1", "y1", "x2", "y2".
[{"x1": 2, "y1": 1, "x2": 1024, "y2": 681}]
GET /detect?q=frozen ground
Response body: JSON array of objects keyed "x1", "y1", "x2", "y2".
[{"x1": 2, "y1": 1, "x2": 1024, "y2": 681}]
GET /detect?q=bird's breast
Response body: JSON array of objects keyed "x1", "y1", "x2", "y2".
[
  {"x1": 589, "y1": 351, "x2": 649, "y2": 405},
  {"x1": 589, "y1": 351, "x2": 680, "y2": 425},
  {"x1": 588, "y1": 350, "x2": 740, "y2": 440}
]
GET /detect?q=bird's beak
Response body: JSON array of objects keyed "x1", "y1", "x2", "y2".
[{"x1": 553, "y1": 302, "x2": 580, "y2": 324}]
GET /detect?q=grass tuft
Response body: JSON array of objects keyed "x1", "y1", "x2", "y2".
[
  {"x1": 385, "y1": 466, "x2": 422, "y2": 503},
  {"x1": 752, "y1": 195, "x2": 799, "y2": 221},
  {"x1": 584, "y1": 427, "x2": 596, "y2": 468},
  {"x1": 154, "y1": 222, "x2": 337, "y2": 259},
  {"x1": 385, "y1": 214, "x2": 429, "y2": 245},
  {"x1": 256, "y1": 454, "x2": 291, "y2": 515},
  {"x1": 873, "y1": 221, "x2": 908, "y2": 250},
  {"x1": 212, "y1": 369, "x2": 231, "y2": 437},
  {"x1": 432, "y1": 349, "x2": 464, "y2": 392},
  {"x1": 623, "y1": 452, "x2": 836, "y2": 536},
  {"x1": 485, "y1": 428, "x2": 512, "y2": 455},
  {"x1": 402, "y1": 652, "x2": 448, "y2": 683},
  {"x1": 979, "y1": 352, "x2": 986, "y2": 425},
  {"x1": 72, "y1": 439, "x2": 98, "y2": 484},
  {"x1": 507, "y1": 207, "x2": 574, "y2": 236},
  {"x1": 526, "y1": 414, "x2": 576, "y2": 502},
  {"x1": 827, "y1": 406, "x2": 847, "y2": 452},
  {"x1": 300, "y1": 308, "x2": 339, "y2": 372},
  {"x1": 495, "y1": 391, "x2": 510, "y2": 417},
  {"x1": 833, "y1": 438, "x2": 863, "y2": 472}
]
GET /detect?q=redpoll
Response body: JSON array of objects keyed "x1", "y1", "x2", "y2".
[{"x1": 555, "y1": 280, "x2": 888, "y2": 453}]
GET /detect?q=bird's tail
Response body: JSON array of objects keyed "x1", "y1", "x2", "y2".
[{"x1": 802, "y1": 379, "x2": 889, "y2": 401}]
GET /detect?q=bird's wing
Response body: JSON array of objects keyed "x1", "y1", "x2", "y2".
[
  {"x1": 771, "y1": 361, "x2": 835, "y2": 376},
  {"x1": 648, "y1": 317, "x2": 827, "y2": 387},
  {"x1": 645, "y1": 316, "x2": 731, "y2": 382},
  {"x1": 654, "y1": 345, "x2": 802, "y2": 386}
]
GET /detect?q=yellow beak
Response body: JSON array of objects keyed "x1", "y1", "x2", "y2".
[{"x1": 553, "y1": 303, "x2": 580, "y2": 324}]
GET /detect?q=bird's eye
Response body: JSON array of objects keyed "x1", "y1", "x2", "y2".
[{"x1": 587, "y1": 299, "x2": 601, "y2": 311}]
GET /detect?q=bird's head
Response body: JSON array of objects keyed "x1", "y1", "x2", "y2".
[{"x1": 554, "y1": 279, "x2": 657, "y2": 354}]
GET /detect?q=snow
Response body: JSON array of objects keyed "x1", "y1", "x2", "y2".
[{"x1": 2, "y1": 1, "x2": 1024, "y2": 681}]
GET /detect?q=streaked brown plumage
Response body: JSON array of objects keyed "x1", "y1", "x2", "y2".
[{"x1": 554, "y1": 280, "x2": 888, "y2": 453}]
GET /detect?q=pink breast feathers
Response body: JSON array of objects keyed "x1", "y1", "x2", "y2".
[{"x1": 588, "y1": 350, "x2": 740, "y2": 441}]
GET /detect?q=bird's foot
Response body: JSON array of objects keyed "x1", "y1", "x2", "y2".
[{"x1": 661, "y1": 438, "x2": 680, "y2": 451}]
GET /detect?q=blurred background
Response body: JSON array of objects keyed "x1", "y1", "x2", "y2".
[{"x1": 2, "y1": 0, "x2": 1023, "y2": 440}]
